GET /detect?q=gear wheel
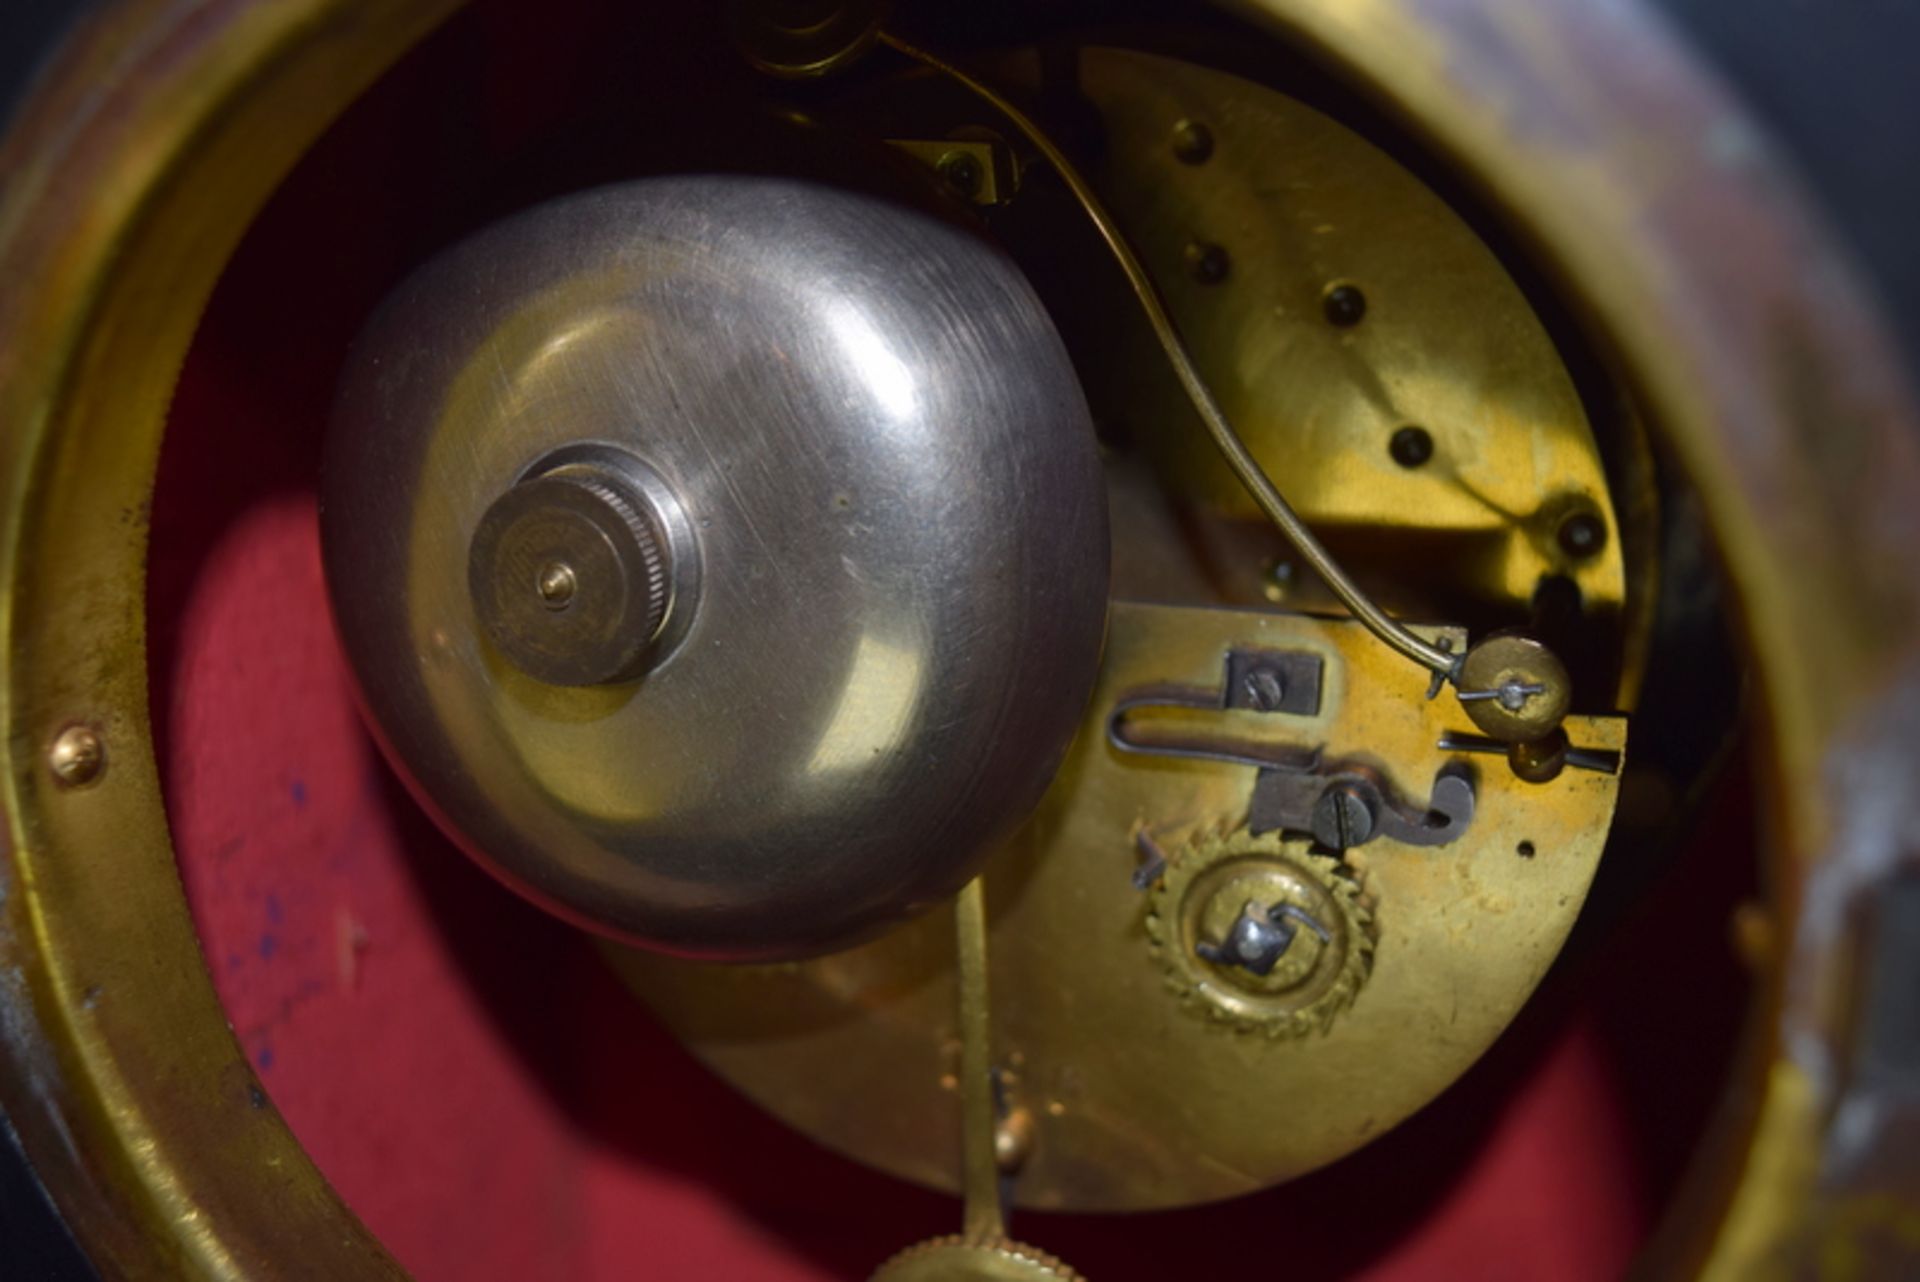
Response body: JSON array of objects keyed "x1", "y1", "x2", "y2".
[
  {"x1": 869, "y1": 1234, "x2": 1085, "y2": 1281},
  {"x1": 1146, "y1": 826, "x2": 1374, "y2": 1038}
]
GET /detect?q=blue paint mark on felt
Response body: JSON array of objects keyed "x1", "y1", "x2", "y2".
[
  {"x1": 265, "y1": 893, "x2": 284, "y2": 926},
  {"x1": 290, "y1": 779, "x2": 308, "y2": 808},
  {"x1": 256, "y1": 1046, "x2": 275, "y2": 1071},
  {"x1": 257, "y1": 933, "x2": 278, "y2": 960}
]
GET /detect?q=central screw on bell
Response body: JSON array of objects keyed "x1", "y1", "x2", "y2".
[{"x1": 536, "y1": 560, "x2": 577, "y2": 610}]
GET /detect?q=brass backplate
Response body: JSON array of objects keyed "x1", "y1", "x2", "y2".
[
  {"x1": 607, "y1": 603, "x2": 1624, "y2": 1211},
  {"x1": 1077, "y1": 48, "x2": 1629, "y2": 620}
]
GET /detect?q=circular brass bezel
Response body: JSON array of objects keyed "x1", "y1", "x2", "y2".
[
  {"x1": 0, "y1": 5, "x2": 461, "y2": 1278},
  {"x1": 1, "y1": 1, "x2": 1916, "y2": 1278}
]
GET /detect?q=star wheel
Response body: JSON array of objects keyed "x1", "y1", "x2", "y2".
[{"x1": 1146, "y1": 826, "x2": 1375, "y2": 1038}]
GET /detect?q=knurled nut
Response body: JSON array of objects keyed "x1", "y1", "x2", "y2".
[{"x1": 562, "y1": 470, "x2": 670, "y2": 646}]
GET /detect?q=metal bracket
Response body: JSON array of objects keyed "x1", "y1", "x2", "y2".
[
  {"x1": 1222, "y1": 649, "x2": 1323, "y2": 716},
  {"x1": 886, "y1": 137, "x2": 1018, "y2": 205},
  {"x1": 1106, "y1": 648, "x2": 1325, "y2": 770},
  {"x1": 1109, "y1": 648, "x2": 1472, "y2": 851},
  {"x1": 1249, "y1": 760, "x2": 1476, "y2": 850}
]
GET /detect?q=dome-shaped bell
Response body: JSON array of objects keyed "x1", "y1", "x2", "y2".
[{"x1": 321, "y1": 176, "x2": 1109, "y2": 960}]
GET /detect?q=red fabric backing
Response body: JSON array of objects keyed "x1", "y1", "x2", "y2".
[{"x1": 147, "y1": 4, "x2": 1753, "y2": 1276}]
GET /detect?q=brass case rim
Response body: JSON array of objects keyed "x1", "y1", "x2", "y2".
[{"x1": 0, "y1": 1, "x2": 1914, "y2": 1278}]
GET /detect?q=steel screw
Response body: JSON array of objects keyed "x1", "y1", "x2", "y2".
[
  {"x1": 1242, "y1": 666, "x2": 1286, "y2": 711},
  {"x1": 1497, "y1": 680, "x2": 1541, "y2": 710},
  {"x1": 48, "y1": 724, "x2": 105, "y2": 789},
  {"x1": 1309, "y1": 781, "x2": 1377, "y2": 850}
]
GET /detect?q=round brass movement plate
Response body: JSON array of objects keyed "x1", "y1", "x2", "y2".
[{"x1": 606, "y1": 44, "x2": 1632, "y2": 1215}]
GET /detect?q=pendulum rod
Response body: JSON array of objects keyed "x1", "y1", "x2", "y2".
[{"x1": 956, "y1": 876, "x2": 1005, "y2": 1241}]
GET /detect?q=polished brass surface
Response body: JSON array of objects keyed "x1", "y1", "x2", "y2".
[
  {"x1": 870, "y1": 1235, "x2": 1084, "y2": 1282},
  {"x1": 608, "y1": 603, "x2": 1627, "y2": 1210},
  {"x1": 1044, "y1": 48, "x2": 1630, "y2": 689},
  {"x1": 880, "y1": 33, "x2": 1459, "y2": 680},
  {"x1": 322, "y1": 176, "x2": 1110, "y2": 960}
]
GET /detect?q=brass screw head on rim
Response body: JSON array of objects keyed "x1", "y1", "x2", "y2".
[{"x1": 47, "y1": 724, "x2": 105, "y2": 789}]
